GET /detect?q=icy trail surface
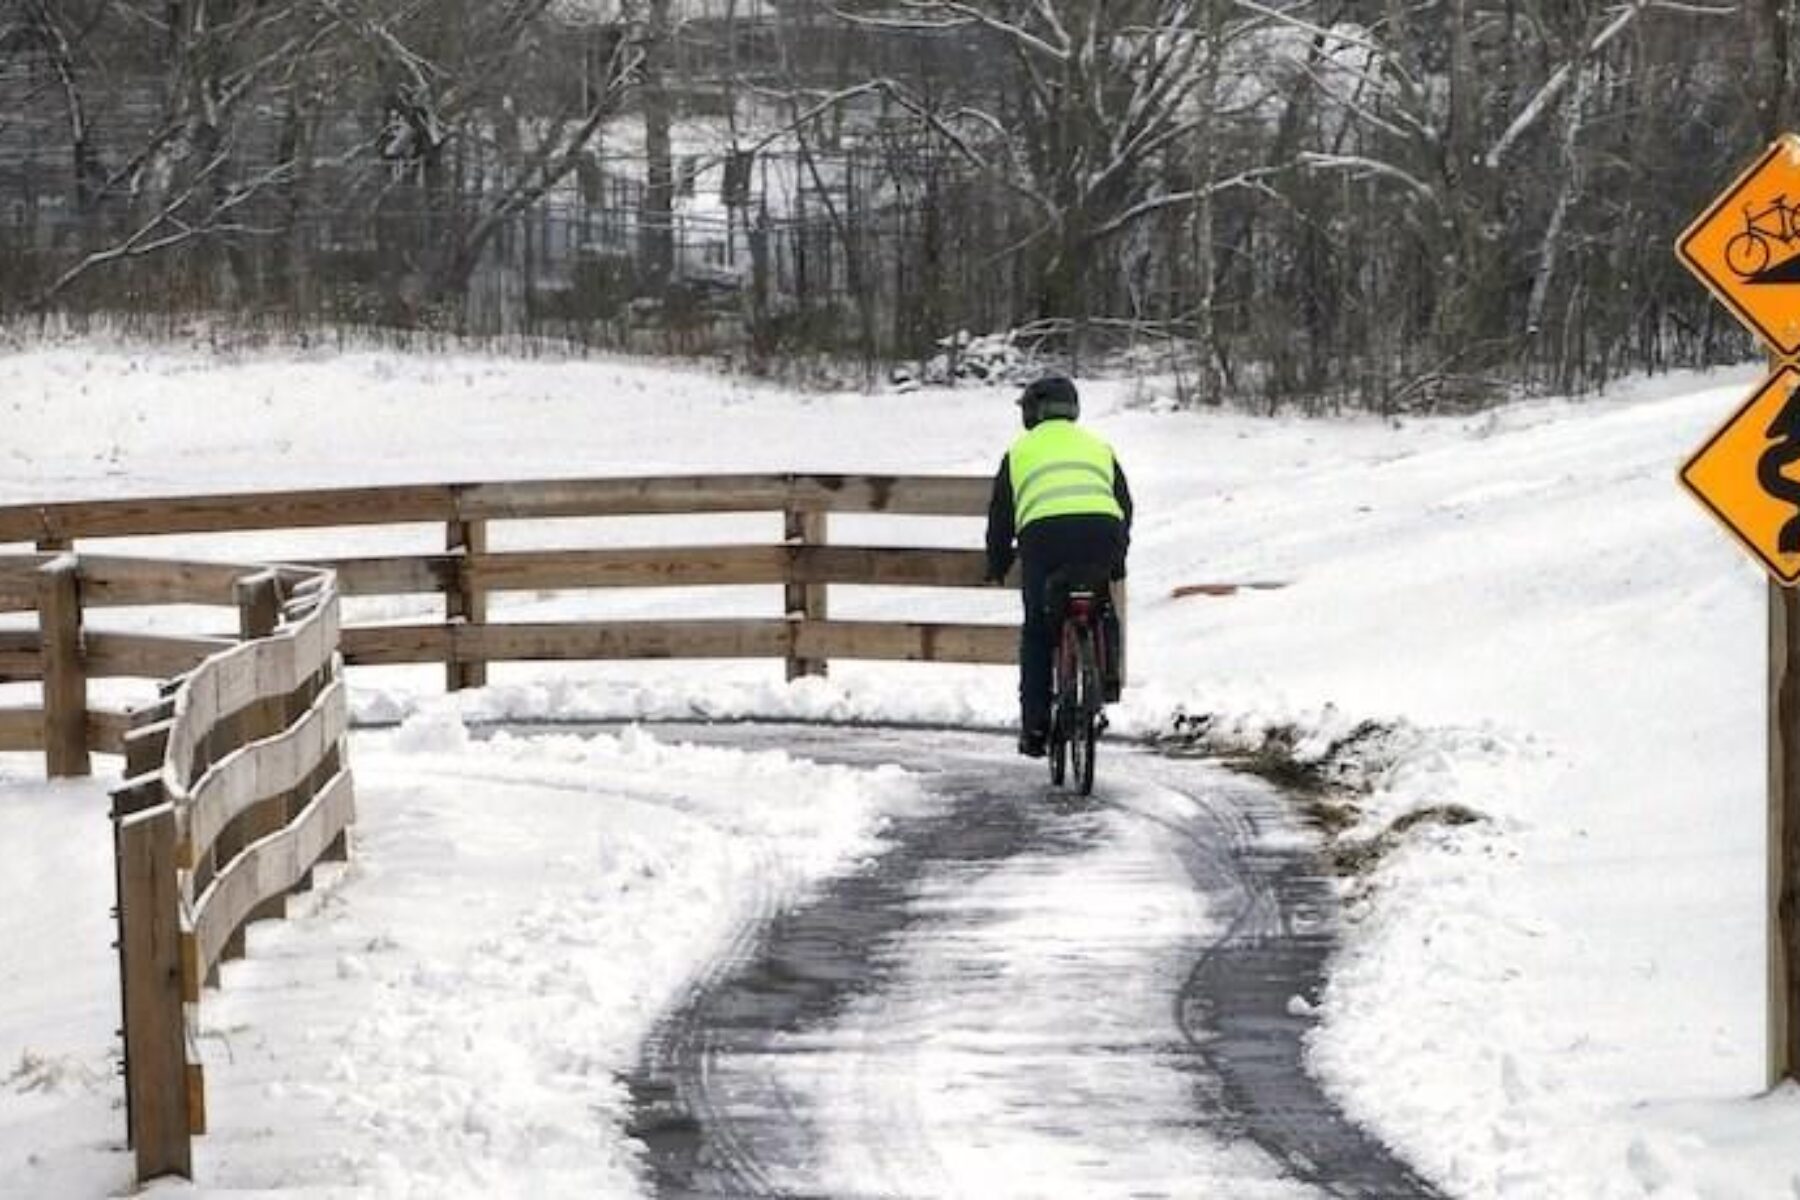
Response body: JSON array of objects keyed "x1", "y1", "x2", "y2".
[{"x1": 620, "y1": 725, "x2": 1434, "y2": 1200}]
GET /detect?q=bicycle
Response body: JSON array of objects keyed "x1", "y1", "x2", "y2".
[
  {"x1": 1727, "y1": 193, "x2": 1800, "y2": 278},
  {"x1": 1045, "y1": 569, "x2": 1116, "y2": 795}
]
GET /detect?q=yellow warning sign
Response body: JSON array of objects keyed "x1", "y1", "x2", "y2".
[
  {"x1": 1682, "y1": 366, "x2": 1800, "y2": 585},
  {"x1": 1678, "y1": 135, "x2": 1800, "y2": 357}
]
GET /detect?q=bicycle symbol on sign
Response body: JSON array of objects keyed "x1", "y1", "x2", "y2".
[{"x1": 1727, "y1": 194, "x2": 1800, "y2": 278}]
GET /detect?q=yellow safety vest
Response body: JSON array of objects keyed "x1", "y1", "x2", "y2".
[{"x1": 1008, "y1": 420, "x2": 1124, "y2": 530}]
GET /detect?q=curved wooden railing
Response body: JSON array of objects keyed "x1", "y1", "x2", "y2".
[
  {"x1": 0, "y1": 554, "x2": 315, "y2": 770},
  {"x1": 99, "y1": 561, "x2": 353, "y2": 1182}
]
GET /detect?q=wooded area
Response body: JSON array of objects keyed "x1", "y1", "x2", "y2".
[{"x1": 0, "y1": 1, "x2": 1782, "y2": 407}]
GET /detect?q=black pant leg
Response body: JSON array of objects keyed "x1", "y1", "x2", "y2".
[{"x1": 1019, "y1": 555, "x2": 1053, "y2": 733}]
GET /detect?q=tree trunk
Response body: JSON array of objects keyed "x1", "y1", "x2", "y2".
[
  {"x1": 1753, "y1": 0, "x2": 1796, "y2": 142},
  {"x1": 1527, "y1": 61, "x2": 1593, "y2": 386},
  {"x1": 641, "y1": 0, "x2": 675, "y2": 294}
]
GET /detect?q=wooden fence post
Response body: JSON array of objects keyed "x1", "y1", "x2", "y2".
[
  {"x1": 446, "y1": 518, "x2": 488, "y2": 692},
  {"x1": 112, "y1": 711, "x2": 171, "y2": 1154},
  {"x1": 236, "y1": 573, "x2": 289, "y2": 925},
  {"x1": 237, "y1": 572, "x2": 280, "y2": 644},
  {"x1": 1771, "y1": 581, "x2": 1800, "y2": 1087},
  {"x1": 113, "y1": 741, "x2": 149, "y2": 1154},
  {"x1": 784, "y1": 505, "x2": 828, "y2": 681},
  {"x1": 115, "y1": 801, "x2": 192, "y2": 1181},
  {"x1": 38, "y1": 556, "x2": 89, "y2": 778}
]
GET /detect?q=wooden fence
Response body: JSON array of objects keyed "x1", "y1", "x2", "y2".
[
  {"x1": 0, "y1": 473, "x2": 1028, "y2": 1184},
  {"x1": 0, "y1": 474, "x2": 1020, "y2": 706},
  {"x1": 0, "y1": 553, "x2": 354, "y2": 1182}
]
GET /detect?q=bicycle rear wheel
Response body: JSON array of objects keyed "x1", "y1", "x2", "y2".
[
  {"x1": 1049, "y1": 626, "x2": 1073, "y2": 787},
  {"x1": 1070, "y1": 628, "x2": 1100, "y2": 795},
  {"x1": 1071, "y1": 713, "x2": 1097, "y2": 795}
]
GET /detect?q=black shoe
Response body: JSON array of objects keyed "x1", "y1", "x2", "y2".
[{"x1": 1018, "y1": 729, "x2": 1047, "y2": 758}]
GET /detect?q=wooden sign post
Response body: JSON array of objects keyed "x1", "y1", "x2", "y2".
[
  {"x1": 1772, "y1": 583, "x2": 1800, "y2": 1082},
  {"x1": 1676, "y1": 137, "x2": 1800, "y2": 1088}
]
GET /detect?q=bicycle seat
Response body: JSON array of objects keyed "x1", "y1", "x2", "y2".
[{"x1": 1045, "y1": 564, "x2": 1114, "y2": 621}]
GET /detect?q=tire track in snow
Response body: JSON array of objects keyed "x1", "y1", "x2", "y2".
[
  {"x1": 612, "y1": 724, "x2": 1441, "y2": 1199},
  {"x1": 625, "y1": 741, "x2": 1071, "y2": 1198}
]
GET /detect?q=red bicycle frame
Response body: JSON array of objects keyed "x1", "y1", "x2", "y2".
[{"x1": 1054, "y1": 594, "x2": 1108, "y2": 704}]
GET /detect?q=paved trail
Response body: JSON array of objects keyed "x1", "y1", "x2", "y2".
[{"x1": 609, "y1": 724, "x2": 1440, "y2": 1200}]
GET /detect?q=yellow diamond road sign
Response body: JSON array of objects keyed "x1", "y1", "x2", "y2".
[
  {"x1": 1682, "y1": 366, "x2": 1800, "y2": 585},
  {"x1": 1678, "y1": 135, "x2": 1800, "y2": 357}
]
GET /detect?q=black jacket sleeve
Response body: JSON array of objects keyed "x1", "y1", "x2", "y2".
[
  {"x1": 1113, "y1": 459, "x2": 1133, "y2": 575},
  {"x1": 985, "y1": 455, "x2": 1015, "y2": 582},
  {"x1": 1113, "y1": 460, "x2": 1134, "y2": 535}
]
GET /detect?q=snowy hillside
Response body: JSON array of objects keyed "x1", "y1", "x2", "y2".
[{"x1": 0, "y1": 341, "x2": 1792, "y2": 1197}]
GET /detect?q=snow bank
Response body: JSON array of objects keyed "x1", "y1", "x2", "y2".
[
  {"x1": 0, "y1": 764, "x2": 128, "y2": 1197},
  {"x1": 2, "y1": 721, "x2": 925, "y2": 1196}
]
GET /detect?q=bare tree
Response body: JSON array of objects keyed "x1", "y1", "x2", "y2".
[
  {"x1": 0, "y1": 0, "x2": 1770, "y2": 403},
  {"x1": 833, "y1": 1, "x2": 1274, "y2": 346},
  {"x1": 18, "y1": 0, "x2": 104, "y2": 210}
]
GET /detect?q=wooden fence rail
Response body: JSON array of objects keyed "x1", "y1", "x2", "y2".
[
  {"x1": 0, "y1": 474, "x2": 992, "y2": 544},
  {"x1": 0, "y1": 474, "x2": 1029, "y2": 693},
  {"x1": 0, "y1": 630, "x2": 41, "y2": 681},
  {"x1": 0, "y1": 706, "x2": 39, "y2": 751}
]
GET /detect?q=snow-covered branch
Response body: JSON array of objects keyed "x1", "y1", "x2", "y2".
[
  {"x1": 1481, "y1": 0, "x2": 1698, "y2": 170},
  {"x1": 35, "y1": 149, "x2": 290, "y2": 305},
  {"x1": 830, "y1": 1, "x2": 1068, "y2": 61},
  {"x1": 1297, "y1": 151, "x2": 1438, "y2": 203},
  {"x1": 1090, "y1": 166, "x2": 1289, "y2": 240}
]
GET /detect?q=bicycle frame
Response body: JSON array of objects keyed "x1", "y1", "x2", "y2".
[
  {"x1": 1056, "y1": 596, "x2": 1105, "y2": 698},
  {"x1": 1745, "y1": 194, "x2": 1800, "y2": 243},
  {"x1": 1048, "y1": 588, "x2": 1109, "y2": 794}
]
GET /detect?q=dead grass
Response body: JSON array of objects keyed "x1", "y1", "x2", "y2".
[
  {"x1": 1157, "y1": 713, "x2": 1487, "y2": 876},
  {"x1": 1331, "y1": 804, "x2": 1486, "y2": 875}
]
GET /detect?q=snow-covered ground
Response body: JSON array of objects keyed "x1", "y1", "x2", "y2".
[
  {"x1": 2, "y1": 721, "x2": 925, "y2": 1198},
  {"x1": 0, "y1": 339, "x2": 1792, "y2": 1197}
]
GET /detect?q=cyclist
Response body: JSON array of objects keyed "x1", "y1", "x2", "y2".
[{"x1": 984, "y1": 374, "x2": 1133, "y2": 758}]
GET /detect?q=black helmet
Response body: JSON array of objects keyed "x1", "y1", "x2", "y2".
[{"x1": 1018, "y1": 374, "x2": 1079, "y2": 428}]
